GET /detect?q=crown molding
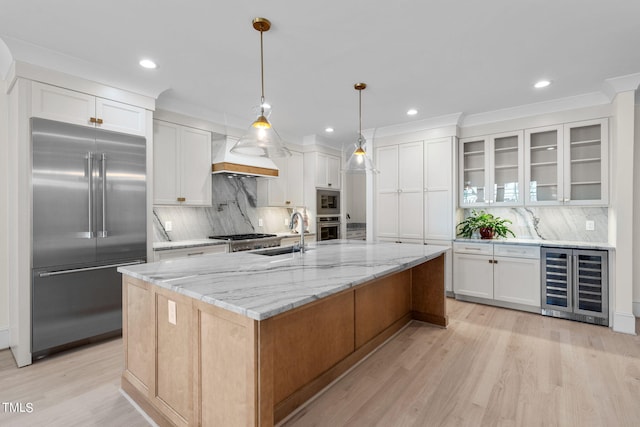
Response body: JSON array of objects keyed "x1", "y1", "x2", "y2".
[
  {"x1": 460, "y1": 92, "x2": 610, "y2": 128},
  {"x1": 371, "y1": 112, "x2": 463, "y2": 139},
  {"x1": 602, "y1": 72, "x2": 640, "y2": 101}
]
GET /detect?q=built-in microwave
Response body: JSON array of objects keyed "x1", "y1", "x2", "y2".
[{"x1": 316, "y1": 189, "x2": 340, "y2": 215}]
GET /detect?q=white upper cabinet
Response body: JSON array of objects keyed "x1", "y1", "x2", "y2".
[
  {"x1": 376, "y1": 141, "x2": 423, "y2": 241},
  {"x1": 524, "y1": 119, "x2": 608, "y2": 206},
  {"x1": 524, "y1": 125, "x2": 563, "y2": 205},
  {"x1": 316, "y1": 152, "x2": 341, "y2": 189},
  {"x1": 258, "y1": 150, "x2": 304, "y2": 207},
  {"x1": 31, "y1": 81, "x2": 146, "y2": 136},
  {"x1": 563, "y1": 119, "x2": 608, "y2": 205},
  {"x1": 424, "y1": 137, "x2": 453, "y2": 240},
  {"x1": 459, "y1": 131, "x2": 524, "y2": 207},
  {"x1": 153, "y1": 120, "x2": 212, "y2": 206}
]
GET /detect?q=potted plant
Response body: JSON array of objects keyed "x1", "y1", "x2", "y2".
[{"x1": 456, "y1": 209, "x2": 516, "y2": 239}]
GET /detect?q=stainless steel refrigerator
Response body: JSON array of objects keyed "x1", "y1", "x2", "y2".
[{"x1": 31, "y1": 118, "x2": 147, "y2": 357}]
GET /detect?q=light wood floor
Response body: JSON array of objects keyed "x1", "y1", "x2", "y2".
[{"x1": 1, "y1": 299, "x2": 639, "y2": 427}]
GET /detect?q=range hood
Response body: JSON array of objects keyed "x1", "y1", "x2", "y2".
[{"x1": 212, "y1": 137, "x2": 279, "y2": 178}]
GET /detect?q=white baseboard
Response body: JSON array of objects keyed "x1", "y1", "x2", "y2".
[
  {"x1": 0, "y1": 327, "x2": 8, "y2": 350},
  {"x1": 633, "y1": 302, "x2": 640, "y2": 318},
  {"x1": 613, "y1": 311, "x2": 637, "y2": 335}
]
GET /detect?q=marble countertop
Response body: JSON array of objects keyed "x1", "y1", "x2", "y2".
[
  {"x1": 120, "y1": 240, "x2": 449, "y2": 321},
  {"x1": 454, "y1": 238, "x2": 615, "y2": 250}
]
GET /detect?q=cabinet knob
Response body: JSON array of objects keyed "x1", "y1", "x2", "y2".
[
  {"x1": 285, "y1": 201, "x2": 291, "y2": 204},
  {"x1": 96, "y1": 118, "x2": 103, "y2": 124},
  {"x1": 177, "y1": 197, "x2": 186, "y2": 202},
  {"x1": 328, "y1": 183, "x2": 332, "y2": 187},
  {"x1": 89, "y1": 117, "x2": 97, "y2": 123}
]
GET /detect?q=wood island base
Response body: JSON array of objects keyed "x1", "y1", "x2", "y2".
[{"x1": 121, "y1": 254, "x2": 446, "y2": 427}]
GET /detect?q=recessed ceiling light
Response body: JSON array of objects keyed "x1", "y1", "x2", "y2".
[
  {"x1": 139, "y1": 59, "x2": 157, "y2": 69},
  {"x1": 325, "y1": 127, "x2": 334, "y2": 133},
  {"x1": 407, "y1": 109, "x2": 418, "y2": 116},
  {"x1": 534, "y1": 80, "x2": 551, "y2": 89}
]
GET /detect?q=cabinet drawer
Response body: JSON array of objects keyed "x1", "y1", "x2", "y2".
[
  {"x1": 493, "y1": 244, "x2": 539, "y2": 259},
  {"x1": 453, "y1": 242, "x2": 492, "y2": 256}
]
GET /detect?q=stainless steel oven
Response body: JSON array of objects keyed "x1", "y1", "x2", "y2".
[
  {"x1": 317, "y1": 216, "x2": 341, "y2": 241},
  {"x1": 317, "y1": 189, "x2": 340, "y2": 215}
]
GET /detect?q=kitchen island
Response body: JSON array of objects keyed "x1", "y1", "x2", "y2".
[{"x1": 118, "y1": 240, "x2": 448, "y2": 427}]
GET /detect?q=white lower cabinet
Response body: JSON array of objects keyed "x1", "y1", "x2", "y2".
[{"x1": 454, "y1": 242, "x2": 540, "y2": 312}]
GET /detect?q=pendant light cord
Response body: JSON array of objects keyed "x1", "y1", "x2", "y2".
[
  {"x1": 358, "y1": 88, "x2": 363, "y2": 146},
  {"x1": 260, "y1": 30, "x2": 265, "y2": 109}
]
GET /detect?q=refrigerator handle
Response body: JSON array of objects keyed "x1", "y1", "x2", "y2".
[
  {"x1": 99, "y1": 153, "x2": 108, "y2": 238},
  {"x1": 38, "y1": 260, "x2": 146, "y2": 277},
  {"x1": 86, "y1": 152, "x2": 94, "y2": 238}
]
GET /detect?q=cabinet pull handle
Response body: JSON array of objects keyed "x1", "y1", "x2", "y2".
[
  {"x1": 177, "y1": 197, "x2": 186, "y2": 202},
  {"x1": 96, "y1": 118, "x2": 103, "y2": 124},
  {"x1": 89, "y1": 117, "x2": 97, "y2": 123},
  {"x1": 493, "y1": 259, "x2": 498, "y2": 264},
  {"x1": 285, "y1": 201, "x2": 291, "y2": 204},
  {"x1": 488, "y1": 259, "x2": 493, "y2": 264},
  {"x1": 187, "y1": 252, "x2": 204, "y2": 256}
]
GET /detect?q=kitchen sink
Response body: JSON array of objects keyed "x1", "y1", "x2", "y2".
[{"x1": 251, "y1": 246, "x2": 312, "y2": 256}]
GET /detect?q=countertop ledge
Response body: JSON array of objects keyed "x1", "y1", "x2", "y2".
[
  {"x1": 121, "y1": 240, "x2": 449, "y2": 321},
  {"x1": 153, "y1": 239, "x2": 228, "y2": 251},
  {"x1": 454, "y1": 238, "x2": 614, "y2": 251},
  {"x1": 153, "y1": 233, "x2": 317, "y2": 251}
]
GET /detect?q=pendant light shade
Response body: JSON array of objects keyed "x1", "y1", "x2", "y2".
[
  {"x1": 231, "y1": 18, "x2": 291, "y2": 158},
  {"x1": 344, "y1": 83, "x2": 378, "y2": 174}
]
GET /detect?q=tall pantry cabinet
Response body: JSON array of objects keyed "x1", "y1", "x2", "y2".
[{"x1": 375, "y1": 136, "x2": 455, "y2": 292}]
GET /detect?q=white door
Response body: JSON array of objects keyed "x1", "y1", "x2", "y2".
[
  {"x1": 424, "y1": 138, "x2": 452, "y2": 240},
  {"x1": 180, "y1": 126, "x2": 212, "y2": 206},
  {"x1": 376, "y1": 145, "x2": 399, "y2": 239},
  {"x1": 31, "y1": 82, "x2": 96, "y2": 128},
  {"x1": 287, "y1": 151, "x2": 304, "y2": 206},
  {"x1": 96, "y1": 98, "x2": 146, "y2": 136},
  {"x1": 493, "y1": 256, "x2": 541, "y2": 307},
  {"x1": 524, "y1": 125, "x2": 564, "y2": 205},
  {"x1": 453, "y1": 253, "x2": 494, "y2": 299},
  {"x1": 153, "y1": 121, "x2": 181, "y2": 205},
  {"x1": 326, "y1": 155, "x2": 341, "y2": 189}
]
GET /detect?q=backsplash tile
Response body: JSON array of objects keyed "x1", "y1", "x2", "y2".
[
  {"x1": 153, "y1": 175, "x2": 294, "y2": 241},
  {"x1": 461, "y1": 207, "x2": 608, "y2": 242}
]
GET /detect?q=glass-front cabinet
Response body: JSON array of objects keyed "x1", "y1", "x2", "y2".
[
  {"x1": 460, "y1": 137, "x2": 488, "y2": 206},
  {"x1": 524, "y1": 119, "x2": 608, "y2": 206},
  {"x1": 524, "y1": 125, "x2": 563, "y2": 205},
  {"x1": 564, "y1": 119, "x2": 608, "y2": 205},
  {"x1": 459, "y1": 131, "x2": 523, "y2": 207}
]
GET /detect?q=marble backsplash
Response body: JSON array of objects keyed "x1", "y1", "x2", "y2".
[
  {"x1": 153, "y1": 175, "x2": 298, "y2": 242},
  {"x1": 462, "y1": 207, "x2": 608, "y2": 242}
]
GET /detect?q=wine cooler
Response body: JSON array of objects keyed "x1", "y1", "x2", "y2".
[{"x1": 540, "y1": 247, "x2": 608, "y2": 326}]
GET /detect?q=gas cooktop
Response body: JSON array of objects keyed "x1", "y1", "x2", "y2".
[{"x1": 209, "y1": 233, "x2": 278, "y2": 241}]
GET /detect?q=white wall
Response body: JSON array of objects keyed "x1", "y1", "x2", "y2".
[
  {"x1": 610, "y1": 91, "x2": 636, "y2": 334},
  {"x1": 0, "y1": 78, "x2": 8, "y2": 348},
  {"x1": 633, "y1": 102, "x2": 640, "y2": 317}
]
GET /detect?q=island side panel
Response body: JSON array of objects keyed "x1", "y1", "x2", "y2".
[
  {"x1": 269, "y1": 291, "x2": 355, "y2": 405},
  {"x1": 122, "y1": 276, "x2": 153, "y2": 393},
  {"x1": 411, "y1": 254, "x2": 448, "y2": 327},
  {"x1": 354, "y1": 269, "x2": 412, "y2": 348},
  {"x1": 155, "y1": 290, "x2": 193, "y2": 426},
  {"x1": 196, "y1": 300, "x2": 259, "y2": 427}
]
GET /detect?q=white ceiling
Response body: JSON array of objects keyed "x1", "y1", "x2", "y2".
[{"x1": 1, "y1": 0, "x2": 639, "y2": 149}]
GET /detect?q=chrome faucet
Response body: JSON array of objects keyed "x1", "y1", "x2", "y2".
[{"x1": 289, "y1": 211, "x2": 305, "y2": 253}]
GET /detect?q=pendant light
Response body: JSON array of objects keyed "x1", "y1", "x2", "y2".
[
  {"x1": 344, "y1": 83, "x2": 378, "y2": 174},
  {"x1": 231, "y1": 18, "x2": 291, "y2": 158}
]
